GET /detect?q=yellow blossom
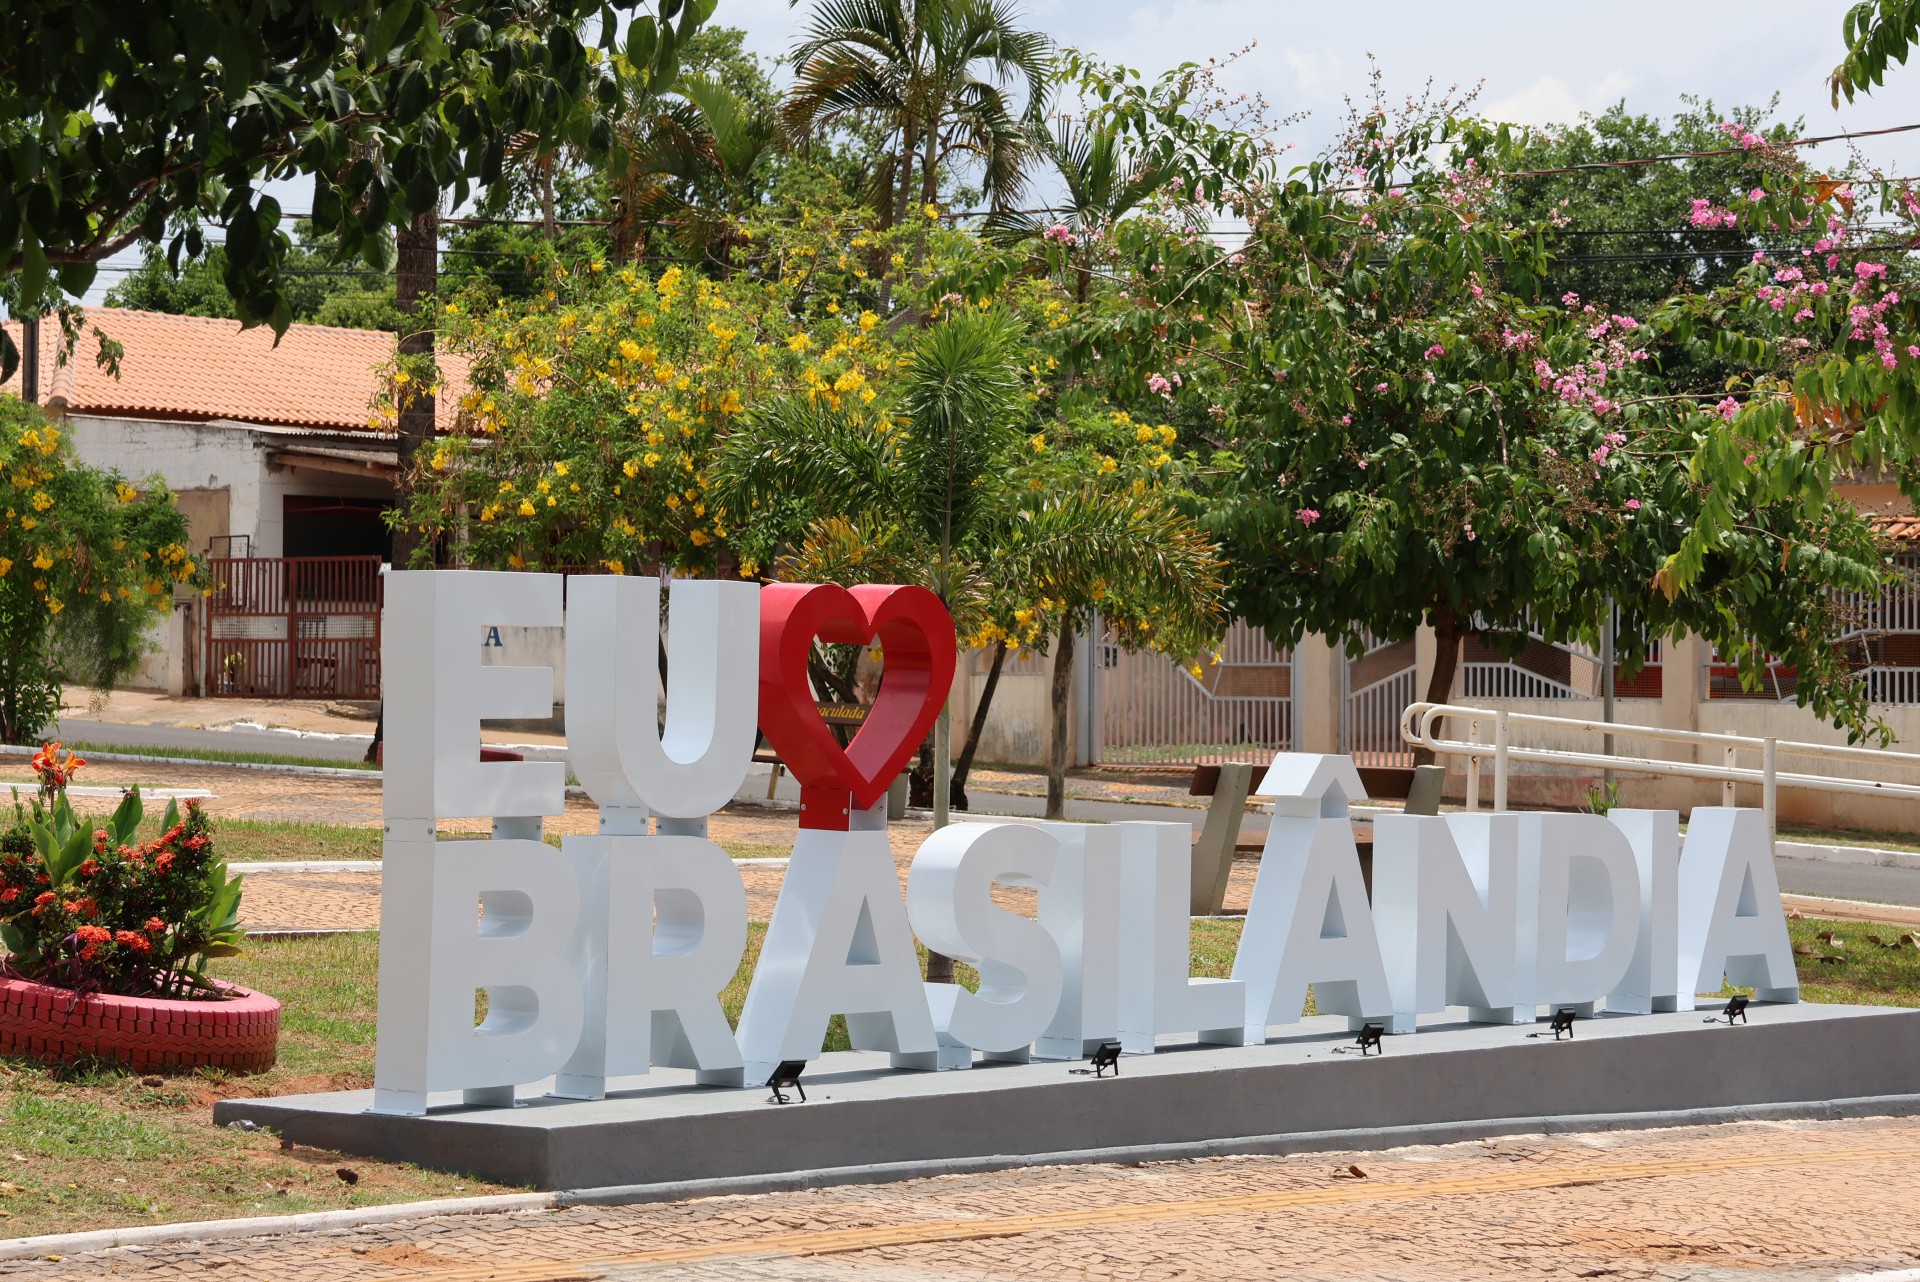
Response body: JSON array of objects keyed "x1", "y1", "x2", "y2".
[
  {"x1": 553, "y1": 460, "x2": 569, "y2": 476},
  {"x1": 508, "y1": 554, "x2": 526, "y2": 568},
  {"x1": 923, "y1": 203, "x2": 940, "y2": 220},
  {"x1": 603, "y1": 559, "x2": 625, "y2": 574},
  {"x1": 0, "y1": 558, "x2": 9, "y2": 576},
  {"x1": 1135, "y1": 424, "x2": 1155, "y2": 443},
  {"x1": 624, "y1": 459, "x2": 641, "y2": 478},
  {"x1": 116, "y1": 482, "x2": 138, "y2": 503},
  {"x1": 1099, "y1": 455, "x2": 1117, "y2": 473},
  {"x1": 859, "y1": 311, "x2": 878, "y2": 331},
  {"x1": 666, "y1": 494, "x2": 681, "y2": 509},
  {"x1": 518, "y1": 499, "x2": 537, "y2": 517},
  {"x1": 643, "y1": 452, "x2": 660, "y2": 469},
  {"x1": 30, "y1": 491, "x2": 52, "y2": 511},
  {"x1": 688, "y1": 529, "x2": 710, "y2": 546},
  {"x1": 1157, "y1": 425, "x2": 1177, "y2": 445},
  {"x1": 31, "y1": 550, "x2": 54, "y2": 571},
  {"x1": 1029, "y1": 434, "x2": 1047, "y2": 453},
  {"x1": 787, "y1": 333, "x2": 813, "y2": 353}
]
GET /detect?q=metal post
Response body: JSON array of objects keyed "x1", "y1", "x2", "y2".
[
  {"x1": 1762, "y1": 736, "x2": 1777, "y2": 851},
  {"x1": 1601, "y1": 600, "x2": 1616, "y2": 787},
  {"x1": 1494, "y1": 711, "x2": 1509, "y2": 812},
  {"x1": 933, "y1": 707, "x2": 950, "y2": 830},
  {"x1": 1722, "y1": 745, "x2": 1736, "y2": 806},
  {"x1": 1465, "y1": 717, "x2": 1482, "y2": 812}
]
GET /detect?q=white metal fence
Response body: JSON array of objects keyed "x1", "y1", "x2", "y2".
[
  {"x1": 1093, "y1": 618, "x2": 1292, "y2": 766},
  {"x1": 1341, "y1": 631, "x2": 1417, "y2": 767}
]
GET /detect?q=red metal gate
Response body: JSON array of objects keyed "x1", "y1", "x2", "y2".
[{"x1": 204, "y1": 557, "x2": 382, "y2": 698}]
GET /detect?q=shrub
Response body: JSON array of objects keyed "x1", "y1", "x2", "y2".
[
  {"x1": 1, "y1": 747, "x2": 245, "y2": 998},
  {"x1": 0, "y1": 398, "x2": 207, "y2": 743}
]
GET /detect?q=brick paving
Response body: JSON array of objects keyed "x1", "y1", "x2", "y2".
[{"x1": 11, "y1": 1117, "x2": 1920, "y2": 1279}]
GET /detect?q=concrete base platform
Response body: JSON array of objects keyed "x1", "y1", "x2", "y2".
[{"x1": 216, "y1": 1003, "x2": 1920, "y2": 1191}]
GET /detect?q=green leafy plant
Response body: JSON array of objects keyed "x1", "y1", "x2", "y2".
[
  {"x1": 2, "y1": 772, "x2": 246, "y2": 999},
  {"x1": 1582, "y1": 779, "x2": 1622, "y2": 817}
]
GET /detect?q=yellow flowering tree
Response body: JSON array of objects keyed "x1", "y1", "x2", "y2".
[
  {"x1": 715, "y1": 313, "x2": 1225, "y2": 818},
  {"x1": 0, "y1": 400, "x2": 204, "y2": 743},
  {"x1": 390, "y1": 200, "x2": 916, "y2": 574}
]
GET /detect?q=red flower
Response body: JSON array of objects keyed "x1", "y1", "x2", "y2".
[
  {"x1": 74, "y1": 898, "x2": 98, "y2": 918},
  {"x1": 92, "y1": 831, "x2": 107, "y2": 854},
  {"x1": 186, "y1": 836, "x2": 208, "y2": 851},
  {"x1": 80, "y1": 943, "x2": 98, "y2": 961},
  {"x1": 74, "y1": 925, "x2": 110, "y2": 944},
  {"x1": 144, "y1": 917, "x2": 165, "y2": 934},
  {"x1": 154, "y1": 851, "x2": 175, "y2": 873},
  {"x1": 0, "y1": 887, "x2": 16, "y2": 903},
  {"x1": 113, "y1": 930, "x2": 151, "y2": 954},
  {"x1": 77, "y1": 859, "x2": 99, "y2": 879}
]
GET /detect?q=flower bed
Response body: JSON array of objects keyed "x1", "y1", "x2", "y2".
[
  {"x1": 1, "y1": 744, "x2": 277, "y2": 1072},
  {"x1": 0, "y1": 974, "x2": 279, "y2": 1073}
]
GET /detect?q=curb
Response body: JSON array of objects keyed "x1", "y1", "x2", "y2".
[
  {"x1": 5, "y1": 1093, "x2": 1919, "y2": 1263},
  {"x1": 0, "y1": 744, "x2": 379, "y2": 780}
]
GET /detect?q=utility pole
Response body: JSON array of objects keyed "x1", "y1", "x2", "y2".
[{"x1": 1602, "y1": 599, "x2": 1616, "y2": 788}]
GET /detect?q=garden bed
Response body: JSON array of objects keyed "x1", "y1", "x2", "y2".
[{"x1": 0, "y1": 977, "x2": 279, "y2": 1075}]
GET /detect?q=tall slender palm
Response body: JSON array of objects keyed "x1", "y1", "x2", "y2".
[
  {"x1": 784, "y1": 0, "x2": 1051, "y2": 230},
  {"x1": 984, "y1": 114, "x2": 1174, "y2": 303}
]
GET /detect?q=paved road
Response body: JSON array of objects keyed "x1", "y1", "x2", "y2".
[
  {"x1": 13, "y1": 1116, "x2": 1920, "y2": 1280},
  {"x1": 1773, "y1": 855, "x2": 1920, "y2": 907}
]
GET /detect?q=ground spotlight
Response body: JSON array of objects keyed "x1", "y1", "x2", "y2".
[
  {"x1": 1334, "y1": 1022, "x2": 1386, "y2": 1055},
  {"x1": 1086, "y1": 1041, "x2": 1123, "y2": 1077},
  {"x1": 1549, "y1": 1008, "x2": 1578, "y2": 1040},
  {"x1": 1721, "y1": 995, "x2": 1750, "y2": 1025},
  {"x1": 766, "y1": 1060, "x2": 808, "y2": 1104}
]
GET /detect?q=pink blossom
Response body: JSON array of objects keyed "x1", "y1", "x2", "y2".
[
  {"x1": 1748, "y1": 188, "x2": 1766, "y2": 201},
  {"x1": 1424, "y1": 344, "x2": 1445, "y2": 360},
  {"x1": 1716, "y1": 397, "x2": 1740, "y2": 421},
  {"x1": 1042, "y1": 222, "x2": 1076, "y2": 245},
  {"x1": 1591, "y1": 445, "x2": 1611, "y2": 464},
  {"x1": 1374, "y1": 382, "x2": 1388, "y2": 392},
  {"x1": 1464, "y1": 524, "x2": 1476, "y2": 542},
  {"x1": 1340, "y1": 414, "x2": 1352, "y2": 425},
  {"x1": 1147, "y1": 373, "x2": 1173, "y2": 395},
  {"x1": 1470, "y1": 282, "x2": 1484, "y2": 300},
  {"x1": 1856, "y1": 261, "x2": 1889, "y2": 281},
  {"x1": 1624, "y1": 499, "x2": 1641, "y2": 511},
  {"x1": 1744, "y1": 453, "x2": 1757, "y2": 466},
  {"x1": 1298, "y1": 508, "x2": 1321, "y2": 527},
  {"x1": 1561, "y1": 291, "x2": 1581, "y2": 307}
]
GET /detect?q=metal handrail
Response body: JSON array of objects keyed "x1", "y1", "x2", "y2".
[{"x1": 1398, "y1": 701, "x2": 1920, "y2": 835}]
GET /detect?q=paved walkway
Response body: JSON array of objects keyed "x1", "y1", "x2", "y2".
[{"x1": 13, "y1": 1116, "x2": 1920, "y2": 1279}]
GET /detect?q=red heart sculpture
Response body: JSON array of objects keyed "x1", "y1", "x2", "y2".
[{"x1": 759, "y1": 583, "x2": 957, "y2": 828}]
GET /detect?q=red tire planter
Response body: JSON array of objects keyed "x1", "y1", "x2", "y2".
[{"x1": 0, "y1": 975, "x2": 280, "y2": 1074}]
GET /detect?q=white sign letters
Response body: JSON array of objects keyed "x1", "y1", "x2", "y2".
[{"x1": 370, "y1": 573, "x2": 1798, "y2": 1115}]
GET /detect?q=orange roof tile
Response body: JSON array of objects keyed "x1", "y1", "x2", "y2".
[
  {"x1": 1871, "y1": 513, "x2": 1920, "y2": 542},
  {"x1": 1, "y1": 307, "x2": 467, "y2": 433}
]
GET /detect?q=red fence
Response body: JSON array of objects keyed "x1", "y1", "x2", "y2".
[{"x1": 204, "y1": 557, "x2": 382, "y2": 699}]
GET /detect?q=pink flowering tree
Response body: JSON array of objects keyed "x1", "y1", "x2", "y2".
[{"x1": 1059, "y1": 70, "x2": 1889, "y2": 738}]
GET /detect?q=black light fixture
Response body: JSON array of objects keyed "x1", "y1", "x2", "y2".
[
  {"x1": 1549, "y1": 1008, "x2": 1578, "y2": 1040},
  {"x1": 1087, "y1": 1041, "x2": 1123, "y2": 1077},
  {"x1": 1722, "y1": 995, "x2": 1750, "y2": 1025},
  {"x1": 766, "y1": 1060, "x2": 808, "y2": 1104},
  {"x1": 1333, "y1": 1022, "x2": 1386, "y2": 1055}
]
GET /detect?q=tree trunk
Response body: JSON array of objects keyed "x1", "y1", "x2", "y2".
[
  {"x1": 372, "y1": 203, "x2": 439, "y2": 767},
  {"x1": 390, "y1": 204, "x2": 440, "y2": 570},
  {"x1": 950, "y1": 641, "x2": 1006, "y2": 810},
  {"x1": 1413, "y1": 607, "x2": 1464, "y2": 766},
  {"x1": 1045, "y1": 625, "x2": 1076, "y2": 820}
]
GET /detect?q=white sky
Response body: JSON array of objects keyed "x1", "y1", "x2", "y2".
[{"x1": 72, "y1": 1, "x2": 1920, "y2": 306}]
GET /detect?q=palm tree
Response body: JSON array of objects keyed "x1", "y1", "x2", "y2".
[
  {"x1": 985, "y1": 114, "x2": 1175, "y2": 304},
  {"x1": 713, "y1": 309, "x2": 1225, "y2": 824},
  {"x1": 609, "y1": 76, "x2": 784, "y2": 268},
  {"x1": 783, "y1": 0, "x2": 1051, "y2": 232}
]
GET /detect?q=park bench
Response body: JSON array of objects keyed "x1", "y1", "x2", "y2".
[{"x1": 1185, "y1": 762, "x2": 1446, "y2": 915}]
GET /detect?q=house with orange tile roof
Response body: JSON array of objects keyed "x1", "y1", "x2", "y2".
[{"x1": 2, "y1": 307, "x2": 467, "y2": 696}]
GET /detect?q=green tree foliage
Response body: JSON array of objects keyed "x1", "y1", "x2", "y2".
[
  {"x1": 104, "y1": 233, "x2": 405, "y2": 332},
  {"x1": 783, "y1": 0, "x2": 1052, "y2": 228},
  {"x1": 1831, "y1": 0, "x2": 1920, "y2": 102},
  {"x1": 1494, "y1": 98, "x2": 1802, "y2": 312},
  {"x1": 1064, "y1": 63, "x2": 1891, "y2": 738},
  {"x1": 0, "y1": 0, "x2": 698, "y2": 377},
  {"x1": 0, "y1": 400, "x2": 206, "y2": 743}
]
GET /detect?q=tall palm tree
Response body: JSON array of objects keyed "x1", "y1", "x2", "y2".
[
  {"x1": 984, "y1": 114, "x2": 1174, "y2": 303},
  {"x1": 609, "y1": 77, "x2": 784, "y2": 268},
  {"x1": 784, "y1": 0, "x2": 1051, "y2": 231}
]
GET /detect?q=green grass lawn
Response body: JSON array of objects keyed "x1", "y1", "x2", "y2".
[
  {"x1": 3, "y1": 908, "x2": 1916, "y2": 1240},
  {"x1": 55, "y1": 742, "x2": 380, "y2": 773}
]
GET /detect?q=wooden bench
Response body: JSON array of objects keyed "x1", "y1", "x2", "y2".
[{"x1": 1186, "y1": 762, "x2": 1446, "y2": 915}]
